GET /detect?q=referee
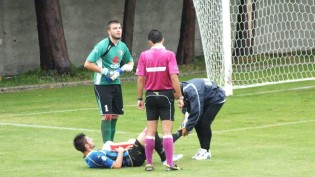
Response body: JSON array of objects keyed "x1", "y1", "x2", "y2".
[{"x1": 136, "y1": 29, "x2": 184, "y2": 171}]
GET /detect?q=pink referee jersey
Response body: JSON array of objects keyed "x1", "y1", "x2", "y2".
[{"x1": 136, "y1": 46, "x2": 179, "y2": 91}]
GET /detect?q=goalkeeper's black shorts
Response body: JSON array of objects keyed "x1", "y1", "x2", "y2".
[{"x1": 94, "y1": 84, "x2": 123, "y2": 115}]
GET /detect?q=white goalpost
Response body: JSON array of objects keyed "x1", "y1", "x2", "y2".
[
  {"x1": 193, "y1": 0, "x2": 315, "y2": 95},
  {"x1": 193, "y1": 0, "x2": 233, "y2": 96}
]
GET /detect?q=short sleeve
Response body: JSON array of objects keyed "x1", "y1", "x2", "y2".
[
  {"x1": 168, "y1": 52, "x2": 179, "y2": 74},
  {"x1": 136, "y1": 53, "x2": 145, "y2": 76},
  {"x1": 86, "y1": 41, "x2": 106, "y2": 63}
]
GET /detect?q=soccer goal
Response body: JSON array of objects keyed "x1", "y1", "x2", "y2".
[{"x1": 193, "y1": 0, "x2": 315, "y2": 96}]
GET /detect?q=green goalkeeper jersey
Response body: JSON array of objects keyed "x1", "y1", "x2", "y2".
[{"x1": 86, "y1": 37, "x2": 133, "y2": 85}]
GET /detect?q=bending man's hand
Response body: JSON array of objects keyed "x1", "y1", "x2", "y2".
[
  {"x1": 180, "y1": 127, "x2": 189, "y2": 137},
  {"x1": 178, "y1": 99, "x2": 184, "y2": 109}
]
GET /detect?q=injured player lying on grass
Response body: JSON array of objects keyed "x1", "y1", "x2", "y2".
[{"x1": 73, "y1": 128, "x2": 183, "y2": 169}]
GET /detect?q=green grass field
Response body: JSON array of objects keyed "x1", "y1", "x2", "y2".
[{"x1": 0, "y1": 75, "x2": 314, "y2": 177}]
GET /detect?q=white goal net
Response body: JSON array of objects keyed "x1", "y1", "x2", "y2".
[{"x1": 193, "y1": 0, "x2": 315, "y2": 95}]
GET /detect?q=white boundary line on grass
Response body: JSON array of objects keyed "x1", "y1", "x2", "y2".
[
  {"x1": 0, "y1": 104, "x2": 137, "y2": 118},
  {"x1": 235, "y1": 85, "x2": 315, "y2": 97},
  {"x1": 1, "y1": 85, "x2": 314, "y2": 133},
  {"x1": 0, "y1": 108, "x2": 97, "y2": 118},
  {"x1": 0, "y1": 122, "x2": 99, "y2": 132},
  {"x1": 213, "y1": 119, "x2": 315, "y2": 134},
  {"x1": 1, "y1": 85, "x2": 313, "y2": 118},
  {"x1": 0, "y1": 122, "x2": 128, "y2": 134},
  {"x1": 1, "y1": 119, "x2": 314, "y2": 135}
]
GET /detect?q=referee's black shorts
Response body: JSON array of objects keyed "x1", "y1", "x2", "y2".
[{"x1": 145, "y1": 90, "x2": 175, "y2": 121}]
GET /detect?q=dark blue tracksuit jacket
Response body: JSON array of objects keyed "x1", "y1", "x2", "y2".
[{"x1": 181, "y1": 78, "x2": 226, "y2": 131}]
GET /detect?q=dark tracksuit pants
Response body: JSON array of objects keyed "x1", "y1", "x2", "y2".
[{"x1": 194, "y1": 103, "x2": 224, "y2": 151}]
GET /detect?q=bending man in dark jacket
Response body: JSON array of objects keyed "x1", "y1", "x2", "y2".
[{"x1": 179, "y1": 78, "x2": 226, "y2": 160}]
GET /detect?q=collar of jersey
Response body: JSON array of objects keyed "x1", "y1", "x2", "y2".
[
  {"x1": 84, "y1": 150, "x2": 95, "y2": 159},
  {"x1": 151, "y1": 46, "x2": 165, "y2": 49}
]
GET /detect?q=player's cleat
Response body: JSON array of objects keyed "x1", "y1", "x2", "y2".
[
  {"x1": 145, "y1": 164, "x2": 154, "y2": 171},
  {"x1": 193, "y1": 149, "x2": 211, "y2": 160},
  {"x1": 162, "y1": 154, "x2": 184, "y2": 165},
  {"x1": 173, "y1": 154, "x2": 184, "y2": 161},
  {"x1": 166, "y1": 164, "x2": 181, "y2": 171}
]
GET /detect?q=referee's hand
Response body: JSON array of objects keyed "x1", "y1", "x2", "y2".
[{"x1": 137, "y1": 100, "x2": 145, "y2": 110}]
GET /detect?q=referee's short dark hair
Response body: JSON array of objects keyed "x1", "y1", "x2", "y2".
[{"x1": 148, "y1": 29, "x2": 163, "y2": 44}]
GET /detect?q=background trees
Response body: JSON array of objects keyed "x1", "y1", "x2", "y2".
[
  {"x1": 122, "y1": 0, "x2": 136, "y2": 54},
  {"x1": 176, "y1": 0, "x2": 196, "y2": 65},
  {"x1": 6, "y1": 0, "x2": 197, "y2": 76},
  {"x1": 35, "y1": 0, "x2": 71, "y2": 74}
]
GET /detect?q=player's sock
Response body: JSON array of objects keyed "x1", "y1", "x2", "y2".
[
  {"x1": 163, "y1": 135, "x2": 174, "y2": 166},
  {"x1": 172, "y1": 131, "x2": 182, "y2": 142},
  {"x1": 101, "y1": 120, "x2": 111, "y2": 143},
  {"x1": 145, "y1": 135, "x2": 155, "y2": 164},
  {"x1": 154, "y1": 132, "x2": 166, "y2": 162},
  {"x1": 110, "y1": 119, "x2": 117, "y2": 141}
]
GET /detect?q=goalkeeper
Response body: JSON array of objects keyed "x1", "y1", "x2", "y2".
[
  {"x1": 73, "y1": 128, "x2": 183, "y2": 169},
  {"x1": 84, "y1": 20, "x2": 134, "y2": 143},
  {"x1": 178, "y1": 78, "x2": 226, "y2": 160}
]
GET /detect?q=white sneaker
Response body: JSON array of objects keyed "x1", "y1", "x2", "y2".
[
  {"x1": 162, "y1": 154, "x2": 184, "y2": 165},
  {"x1": 194, "y1": 149, "x2": 211, "y2": 160},
  {"x1": 192, "y1": 148, "x2": 202, "y2": 159}
]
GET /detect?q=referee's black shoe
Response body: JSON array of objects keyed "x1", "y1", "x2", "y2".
[
  {"x1": 145, "y1": 164, "x2": 154, "y2": 171},
  {"x1": 166, "y1": 164, "x2": 181, "y2": 171}
]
